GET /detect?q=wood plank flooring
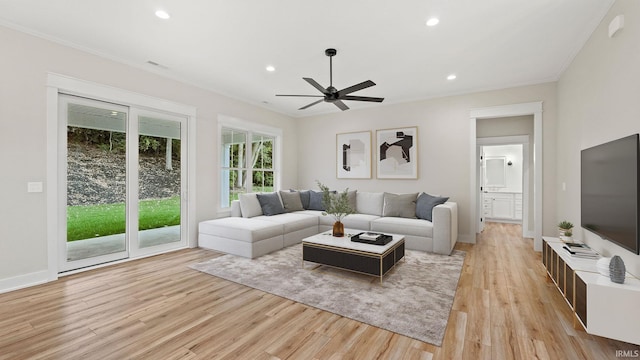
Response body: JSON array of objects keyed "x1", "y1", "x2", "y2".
[{"x1": 1, "y1": 222, "x2": 639, "y2": 359}]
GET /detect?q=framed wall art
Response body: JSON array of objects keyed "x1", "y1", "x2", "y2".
[
  {"x1": 336, "y1": 131, "x2": 372, "y2": 179},
  {"x1": 376, "y1": 127, "x2": 418, "y2": 179}
]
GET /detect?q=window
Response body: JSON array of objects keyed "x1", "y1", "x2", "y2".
[
  {"x1": 251, "y1": 133, "x2": 274, "y2": 193},
  {"x1": 220, "y1": 127, "x2": 277, "y2": 208}
]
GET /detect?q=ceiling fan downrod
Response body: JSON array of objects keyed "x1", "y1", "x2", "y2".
[{"x1": 326, "y1": 48, "x2": 336, "y2": 89}]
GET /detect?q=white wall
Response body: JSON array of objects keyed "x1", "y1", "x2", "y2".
[
  {"x1": 297, "y1": 83, "x2": 558, "y2": 243},
  {"x1": 0, "y1": 25, "x2": 297, "y2": 289},
  {"x1": 557, "y1": 0, "x2": 640, "y2": 277}
]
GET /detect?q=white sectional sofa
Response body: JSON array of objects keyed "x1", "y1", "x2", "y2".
[{"x1": 199, "y1": 191, "x2": 458, "y2": 258}]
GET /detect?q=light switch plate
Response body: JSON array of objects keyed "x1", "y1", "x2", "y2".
[{"x1": 27, "y1": 182, "x2": 43, "y2": 193}]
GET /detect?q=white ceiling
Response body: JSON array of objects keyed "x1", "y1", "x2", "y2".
[{"x1": 0, "y1": 0, "x2": 614, "y2": 118}]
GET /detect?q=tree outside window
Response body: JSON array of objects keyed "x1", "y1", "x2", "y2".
[{"x1": 221, "y1": 128, "x2": 275, "y2": 208}]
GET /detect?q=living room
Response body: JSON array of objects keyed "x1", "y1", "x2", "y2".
[{"x1": 1, "y1": 0, "x2": 640, "y2": 358}]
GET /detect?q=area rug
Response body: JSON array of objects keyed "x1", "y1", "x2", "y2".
[{"x1": 189, "y1": 244, "x2": 465, "y2": 346}]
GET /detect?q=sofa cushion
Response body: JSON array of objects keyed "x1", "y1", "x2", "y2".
[
  {"x1": 341, "y1": 213, "x2": 380, "y2": 230},
  {"x1": 371, "y1": 217, "x2": 433, "y2": 238},
  {"x1": 382, "y1": 192, "x2": 418, "y2": 218},
  {"x1": 256, "y1": 192, "x2": 285, "y2": 216},
  {"x1": 416, "y1": 192, "x2": 449, "y2": 221},
  {"x1": 239, "y1": 193, "x2": 263, "y2": 218},
  {"x1": 256, "y1": 213, "x2": 319, "y2": 233},
  {"x1": 309, "y1": 211, "x2": 378, "y2": 231},
  {"x1": 199, "y1": 217, "x2": 283, "y2": 243},
  {"x1": 356, "y1": 192, "x2": 384, "y2": 216},
  {"x1": 280, "y1": 191, "x2": 304, "y2": 212}
]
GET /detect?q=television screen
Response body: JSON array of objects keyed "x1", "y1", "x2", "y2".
[{"x1": 581, "y1": 134, "x2": 639, "y2": 255}]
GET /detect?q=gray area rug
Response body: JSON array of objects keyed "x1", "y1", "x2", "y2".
[{"x1": 190, "y1": 244, "x2": 465, "y2": 346}]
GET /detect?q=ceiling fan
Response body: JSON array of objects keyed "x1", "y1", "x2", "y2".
[{"x1": 276, "y1": 48, "x2": 384, "y2": 111}]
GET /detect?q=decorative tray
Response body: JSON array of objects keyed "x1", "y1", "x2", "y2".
[{"x1": 350, "y1": 232, "x2": 392, "y2": 246}]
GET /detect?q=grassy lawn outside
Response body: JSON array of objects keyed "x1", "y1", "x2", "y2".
[{"x1": 67, "y1": 197, "x2": 180, "y2": 242}]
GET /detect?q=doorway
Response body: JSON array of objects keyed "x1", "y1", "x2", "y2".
[
  {"x1": 56, "y1": 93, "x2": 189, "y2": 273},
  {"x1": 469, "y1": 102, "x2": 543, "y2": 251}
]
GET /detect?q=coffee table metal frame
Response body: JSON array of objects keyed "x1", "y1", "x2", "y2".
[{"x1": 302, "y1": 230, "x2": 405, "y2": 284}]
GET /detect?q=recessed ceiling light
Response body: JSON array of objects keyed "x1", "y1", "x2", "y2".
[
  {"x1": 266, "y1": 65, "x2": 276, "y2": 72},
  {"x1": 155, "y1": 10, "x2": 170, "y2": 19},
  {"x1": 447, "y1": 74, "x2": 457, "y2": 80},
  {"x1": 426, "y1": 18, "x2": 439, "y2": 27}
]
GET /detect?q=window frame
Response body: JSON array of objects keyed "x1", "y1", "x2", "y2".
[{"x1": 218, "y1": 116, "x2": 282, "y2": 211}]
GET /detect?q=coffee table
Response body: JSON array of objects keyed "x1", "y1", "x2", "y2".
[{"x1": 302, "y1": 229, "x2": 405, "y2": 283}]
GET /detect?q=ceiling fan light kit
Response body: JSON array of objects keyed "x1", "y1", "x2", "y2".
[{"x1": 276, "y1": 48, "x2": 384, "y2": 111}]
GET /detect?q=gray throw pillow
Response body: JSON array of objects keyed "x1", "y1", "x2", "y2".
[
  {"x1": 416, "y1": 192, "x2": 449, "y2": 221},
  {"x1": 307, "y1": 190, "x2": 325, "y2": 211},
  {"x1": 256, "y1": 192, "x2": 285, "y2": 216},
  {"x1": 299, "y1": 190, "x2": 311, "y2": 209},
  {"x1": 382, "y1": 192, "x2": 418, "y2": 218},
  {"x1": 347, "y1": 190, "x2": 357, "y2": 211},
  {"x1": 280, "y1": 191, "x2": 304, "y2": 212}
]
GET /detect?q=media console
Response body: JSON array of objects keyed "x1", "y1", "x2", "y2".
[{"x1": 542, "y1": 237, "x2": 640, "y2": 345}]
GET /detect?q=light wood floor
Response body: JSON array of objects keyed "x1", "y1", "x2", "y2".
[{"x1": 1, "y1": 223, "x2": 639, "y2": 359}]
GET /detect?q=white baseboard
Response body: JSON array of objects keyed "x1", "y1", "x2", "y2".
[
  {"x1": 457, "y1": 233, "x2": 474, "y2": 244},
  {"x1": 0, "y1": 270, "x2": 51, "y2": 294}
]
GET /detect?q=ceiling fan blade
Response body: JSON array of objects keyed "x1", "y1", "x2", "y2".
[
  {"x1": 276, "y1": 94, "x2": 324, "y2": 97},
  {"x1": 340, "y1": 95, "x2": 385, "y2": 103},
  {"x1": 333, "y1": 100, "x2": 349, "y2": 111},
  {"x1": 303, "y1": 77, "x2": 328, "y2": 94},
  {"x1": 299, "y1": 99, "x2": 324, "y2": 110},
  {"x1": 338, "y1": 80, "x2": 376, "y2": 96}
]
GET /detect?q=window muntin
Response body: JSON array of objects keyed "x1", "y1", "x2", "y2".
[{"x1": 221, "y1": 128, "x2": 275, "y2": 208}]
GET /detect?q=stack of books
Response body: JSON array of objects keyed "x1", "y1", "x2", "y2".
[
  {"x1": 562, "y1": 243, "x2": 599, "y2": 259},
  {"x1": 358, "y1": 232, "x2": 384, "y2": 241}
]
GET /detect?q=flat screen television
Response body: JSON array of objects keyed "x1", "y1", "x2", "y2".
[{"x1": 581, "y1": 133, "x2": 640, "y2": 255}]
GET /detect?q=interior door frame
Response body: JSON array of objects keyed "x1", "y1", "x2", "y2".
[
  {"x1": 469, "y1": 102, "x2": 543, "y2": 251},
  {"x1": 46, "y1": 73, "x2": 197, "y2": 280},
  {"x1": 478, "y1": 147, "x2": 485, "y2": 233}
]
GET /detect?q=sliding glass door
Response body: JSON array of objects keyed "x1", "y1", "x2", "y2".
[
  {"x1": 61, "y1": 96, "x2": 129, "y2": 270},
  {"x1": 59, "y1": 95, "x2": 187, "y2": 272},
  {"x1": 134, "y1": 111, "x2": 186, "y2": 255}
]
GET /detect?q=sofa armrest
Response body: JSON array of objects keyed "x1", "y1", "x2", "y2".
[
  {"x1": 231, "y1": 200, "x2": 242, "y2": 217},
  {"x1": 432, "y1": 202, "x2": 458, "y2": 255}
]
